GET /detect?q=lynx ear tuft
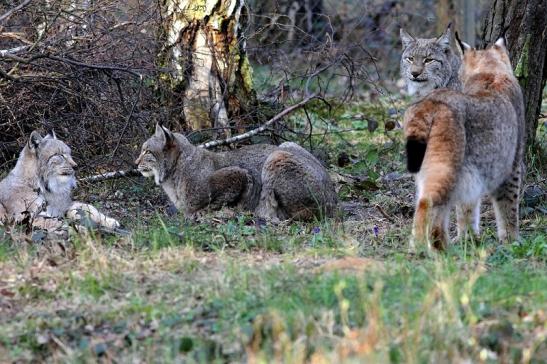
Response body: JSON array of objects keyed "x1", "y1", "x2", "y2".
[
  {"x1": 29, "y1": 130, "x2": 43, "y2": 151},
  {"x1": 436, "y1": 23, "x2": 452, "y2": 50},
  {"x1": 455, "y1": 31, "x2": 472, "y2": 55},
  {"x1": 47, "y1": 129, "x2": 57, "y2": 140},
  {"x1": 400, "y1": 28, "x2": 415, "y2": 49},
  {"x1": 160, "y1": 125, "x2": 175, "y2": 147}
]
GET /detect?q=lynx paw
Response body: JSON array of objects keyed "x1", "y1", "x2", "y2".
[{"x1": 101, "y1": 216, "x2": 121, "y2": 230}]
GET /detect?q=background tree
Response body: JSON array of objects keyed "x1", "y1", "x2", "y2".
[
  {"x1": 480, "y1": 0, "x2": 547, "y2": 149},
  {"x1": 248, "y1": 0, "x2": 326, "y2": 49},
  {"x1": 436, "y1": 0, "x2": 475, "y2": 45},
  {"x1": 159, "y1": 0, "x2": 256, "y2": 134}
]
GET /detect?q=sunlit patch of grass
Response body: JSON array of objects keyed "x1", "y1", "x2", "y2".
[
  {"x1": 0, "y1": 98, "x2": 545, "y2": 362},
  {"x1": 2, "y1": 229, "x2": 546, "y2": 362}
]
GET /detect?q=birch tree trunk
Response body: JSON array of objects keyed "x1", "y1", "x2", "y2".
[
  {"x1": 159, "y1": 0, "x2": 256, "y2": 133},
  {"x1": 480, "y1": 0, "x2": 547, "y2": 149}
]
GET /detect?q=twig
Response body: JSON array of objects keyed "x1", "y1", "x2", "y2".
[
  {"x1": 110, "y1": 75, "x2": 144, "y2": 160},
  {"x1": 0, "y1": 45, "x2": 29, "y2": 57},
  {"x1": 45, "y1": 55, "x2": 142, "y2": 78},
  {"x1": 0, "y1": 0, "x2": 32, "y2": 24},
  {"x1": 375, "y1": 204, "x2": 394, "y2": 223},
  {"x1": 79, "y1": 169, "x2": 141, "y2": 183},
  {"x1": 79, "y1": 94, "x2": 318, "y2": 183},
  {"x1": 198, "y1": 94, "x2": 317, "y2": 149}
]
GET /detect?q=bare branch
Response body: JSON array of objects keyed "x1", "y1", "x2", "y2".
[
  {"x1": 79, "y1": 169, "x2": 141, "y2": 183},
  {"x1": 0, "y1": 45, "x2": 29, "y2": 56},
  {"x1": 0, "y1": 0, "x2": 32, "y2": 24},
  {"x1": 79, "y1": 94, "x2": 318, "y2": 183},
  {"x1": 198, "y1": 94, "x2": 317, "y2": 149}
]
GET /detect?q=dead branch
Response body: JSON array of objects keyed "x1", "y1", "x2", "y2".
[
  {"x1": 79, "y1": 169, "x2": 141, "y2": 183},
  {"x1": 198, "y1": 94, "x2": 317, "y2": 149},
  {"x1": 0, "y1": 0, "x2": 32, "y2": 24},
  {"x1": 79, "y1": 94, "x2": 318, "y2": 183}
]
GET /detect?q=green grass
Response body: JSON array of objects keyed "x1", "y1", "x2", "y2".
[
  {"x1": 0, "y1": 98, "x2": 545, "y2": 363},
  {"x1": 1, "y1": 235, "x2": 545, "y2": 362}
]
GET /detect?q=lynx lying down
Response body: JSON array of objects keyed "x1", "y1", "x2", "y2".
[
  {"x1": 0, "y1": 131, "x2": 120, "y2": 231},
  {"x1": 135, "y1": 124, "x2": 338, "y2": 222}
]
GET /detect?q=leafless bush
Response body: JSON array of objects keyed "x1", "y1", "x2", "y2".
[
  {"x1": 0, "y1": 0, "x2": 486, "y2": 176},
  {"x1": 0, "y1": 0, "x2": 161, "y2": 173}
]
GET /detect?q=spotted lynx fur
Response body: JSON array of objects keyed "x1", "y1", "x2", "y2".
[
  {"x1": 400, "y1": 24, "x2": 462, "y2": 98},
  {"x1": 136, "y1": 124, "x2": 337, "y2": 222},
  {"x1": 403, "y1": 37, "x2": 524, "y2": 250}
]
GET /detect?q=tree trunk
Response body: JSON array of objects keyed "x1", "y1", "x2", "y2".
[
  {"x1": 480, "y1": 0, "x2": 547, "y2": 149},
  {"x1": 159, "y1": 0, "x2": 256, "y2": 133},
  {"x1": 436, "y1": 0, "x2": 475, "y2": 46},
  {"x1": 436, "y1": 0, "x2": 457, "y2": 35}
]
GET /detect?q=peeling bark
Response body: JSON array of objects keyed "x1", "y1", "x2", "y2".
[
  {"x1": 159, "y1": 0, "x2": 256, "y2": 133},
  {"x1": 480, "y1": 0, "x2": 547, "y2": 149}
]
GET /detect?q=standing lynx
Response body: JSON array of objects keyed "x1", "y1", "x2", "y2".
[
  {"x1": 400, "y1": 24, "x2": 462, "y2": 98},
  {"x1": 403, "y1": 37, "x2": 524, "y2": 250}
]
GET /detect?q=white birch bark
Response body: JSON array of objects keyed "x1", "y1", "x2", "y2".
[{"x1": 161, "y1": 0, "x2": 254, "y2": 132}]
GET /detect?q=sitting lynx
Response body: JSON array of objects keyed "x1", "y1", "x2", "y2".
[
  {"x1": 0, "y1": 131, "x2": 120, "y2": 231},
  {"x1": 403, "y1": 37, "x2": 524, "y2": 250},
  {"x1": 135, "y1": 124, "x2": 337, "y2": 222},
  {"x1": 400, "y1": 24, "x2": 462, "y2": 98}
]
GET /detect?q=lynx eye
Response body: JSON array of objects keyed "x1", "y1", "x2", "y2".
[
  {"x1": 424, "y1": 58, "x2": 435, "y2": 64},
  {"x1": 406, "y1": 57, "x2": 414, "y2": 63}
]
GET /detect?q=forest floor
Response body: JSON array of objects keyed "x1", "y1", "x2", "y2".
[{"x1": 0, "y1": 98, "x2": 545, "y2": 363}]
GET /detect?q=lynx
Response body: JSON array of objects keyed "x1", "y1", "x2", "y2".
[
  {"x1": 400, "y1": 24, "x2": 462, "y2": 98},
  {"x1": 0, "y1": 131, "x2": 120, "y2": 231},
  {"x1": 403, "y1": 37, "x2": 524, "y2": 250},
  {"x1": 135, "y1": 124, "x2": 337, "y2": 222}
]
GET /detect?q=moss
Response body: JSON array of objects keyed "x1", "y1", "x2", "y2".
[
  {"x1": 240, "y1": 55, "x2": 254, "y2": 94},
  {"x1": 515, "y1": 35, "x2": 530, "y2": 87}
]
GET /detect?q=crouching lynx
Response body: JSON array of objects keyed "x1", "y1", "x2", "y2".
[
  {"x1": 0, "y1": 131, "x2": 120, "y2": 231},
  {"x1": 400, "y1": 24, "x2": 462, "y2": 98},
  {"x1": 403, "y1": 37, "x2": 524, "y2": 250},
  {"x1": 136, "y1": 124, "x2": 337, "y2": 222}
]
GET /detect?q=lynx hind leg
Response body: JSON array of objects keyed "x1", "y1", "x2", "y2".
[
  {"x1": 491, "y1": 170, "x2": 521, "y2": 243},
  {"x1": 256, "y1": 150, "x2": 303, "y2": 223},
  {"x1": 207, "y1": 166, "x2": 253, "y2": 210},
  {"x1": 255, "y1": 152, "x2": 285, "y2": 223},
  {"x1": 411, "y1": 198, "x2": 450, "y2": 251},
  {"x1": 456, "y1": 201, "x2": 481, "y2": 242},
  {"x1": 277, "y1": 142, "x2": 337, "y2": 218},
  {"x1": 257, "y1": 148, "x2": 331, "y2": 223},
  {"x1": 67, "y1": 202, "x2": 120, "y2": 230},
  {"x1": 0, "y1": 203, "x2": 5, "y2": 226}
]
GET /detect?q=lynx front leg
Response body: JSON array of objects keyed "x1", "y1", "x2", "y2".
[
  {"x1": 67, "y1": 202, "x2": 120, "y2": 230},
  {"x1": 456, "y1": 201, "x2": 481, "y2": 241},
  {"x1": 491, "y1": 170, "x2": 521, "y2": 243}
]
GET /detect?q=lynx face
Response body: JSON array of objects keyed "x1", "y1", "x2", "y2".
[
  {"x1": 32, "y1": 132, "x2": 77, "y2": 194},
  {"x1": 135, "y1": 124, "x2": 173, "y2": 185},
  {"x1": 400, "y1": 25, "x2": 457, "y2": 97}
]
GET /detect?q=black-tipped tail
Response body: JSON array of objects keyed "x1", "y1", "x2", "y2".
[{"x1": 406, "y1": 138, "x2": 427, "y2": 173}]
